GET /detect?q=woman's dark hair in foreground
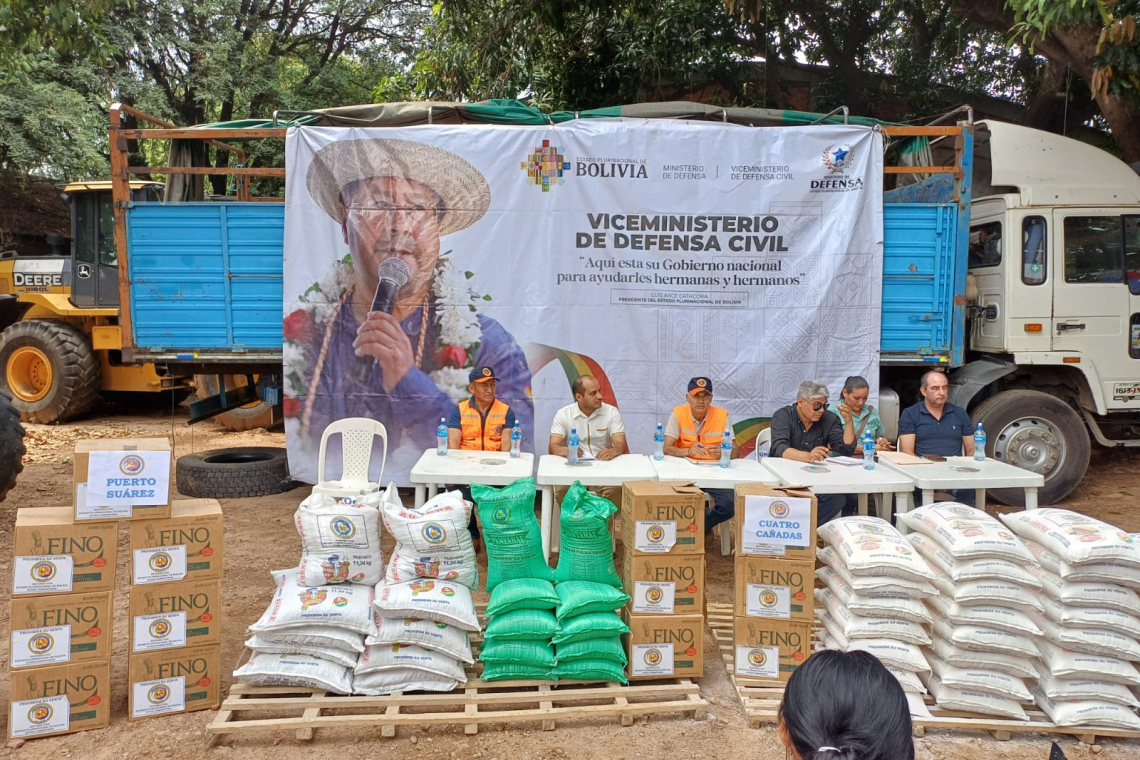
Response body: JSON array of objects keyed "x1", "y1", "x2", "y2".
[{"x1": 778, "y1": 649, "x2": 914, "y2": 760}]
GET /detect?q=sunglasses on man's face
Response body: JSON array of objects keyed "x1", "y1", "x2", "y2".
[{"x1": 802, "y1": 400, "x2": 826, "y2": 412}]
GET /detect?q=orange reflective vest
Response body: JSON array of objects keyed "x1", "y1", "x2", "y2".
[
  {"x1": 458, "y1": 397, "x2": 509, "y2": 451},
  {"x1": 673, "y1": 404, "x2": 729, "y2": 459}
]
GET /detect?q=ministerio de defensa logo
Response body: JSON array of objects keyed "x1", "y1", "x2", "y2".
[{"x1": 520, "y1": 141, "x2": 570, "y2": 192}]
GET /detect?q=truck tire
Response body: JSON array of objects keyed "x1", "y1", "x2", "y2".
[
  {"x1": 0, "y1": 391, "x2": 26, "y2": 502},
  {"x1": 194, "y1": 374, "x2": 280, "y2": 431},
  {"x1": 176, "y1": 446, "x2": 294, "y2": 499},
  {"x1": 0, "y1": 320, "x2": 100, "y2": 423},
  {"x1": 971, "y1": 390, "x2": 1090, "y2": 506}
]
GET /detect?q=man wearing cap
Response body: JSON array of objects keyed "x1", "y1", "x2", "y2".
[
  {"x1": 288, "y1": 138, "x2": 533, "y2": 479},
  {"x1": 663, "y1": 377, "x2": 736, "y2": 530},
  {"x1": 769, "y1": 379, "x2": 856, "y2": 523},
  {"x1": 446, "y1": 365, "x2": 516, "y2": 542}
]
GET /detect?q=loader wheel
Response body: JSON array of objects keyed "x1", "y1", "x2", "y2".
[
  {"x1": 0, "y1": 320, "x2": 100, "y2": 423},
  {"x1": 194, "y1": 374, "x2": 280, "y2": 431},
  {"x1": 0, "y1": 391, "x2": 26, "y2": 502},
  {"x1": 176, "y1": 447, "x2": 294, "y2": 499}
]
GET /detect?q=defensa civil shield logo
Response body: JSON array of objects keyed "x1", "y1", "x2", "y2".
[
  {"x1": 27, "y1": 702, "x2": 54, "y2": 725},
  {"x1": 147, "y1": 684, "x2": 171, "y2": 705},
  {"x1": 330, "y1": 517, "x2": 357, "y2": 540},
  {"x1": 120, "y1": 455, "x2": 146, "y2": 475},
  {"x1": 768, "y1": 501, "x2": 790, "y2": 519},
  {"x1": 643, "y1": 648, "x2": 663, "y2": 667},
  {"x1": 747, "y1": 648, "x2": 768, "y2": 668},
  {"x1": 520, "y1": 141, "x2": 570, "y2": 192}
]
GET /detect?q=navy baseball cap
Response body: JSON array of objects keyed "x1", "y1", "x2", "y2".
[
  {"x1": 688, "y1": 377, "x2": 713, "y2": 396},
  {"x1": 469, "y1": 366, "x2": 498, "y2": 384}
]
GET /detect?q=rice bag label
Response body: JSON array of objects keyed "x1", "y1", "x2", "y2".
[
  {"x1": 746, "y1": 584, "x2": 791, "y2": 619},
  {"x1": 631, "y1": 643, "x2": 675, "y2": 676},
  {"x1": 133, "y1": 545, "x2": 188, "y2": 585},
  {"x1": 13, "y1": 555, "x2": 74, "y2": 595},
  {"x1": 131, "y1": 676, "x2": 186, "y2": 718},
  {"x1": 132, "y1": 611, "x2": 188, "y2": 652},
  {"x1": 9, "y1": 695, "x2": 70, "y2": 738},
  {"x1": 75, "y1": 482, "x2": 133, "y2": 520},
  {"x1": 736, "y1": 645, "x2": 780, "y2": 679},
  {"x1": 11, "y1": 625, "x2": 72, "y2": 668},
  {"x1": 86, "y1": 450, "x2": 170, "y2": 507},
  {"x1": 634, "y1": 521, "x2": 676, "y2": 553},
  {"x1": 632, "y1": 581, "x2": 676, "y2": 614},
  {"x1": 316, "y1": 513, "x2": 372, "y2": 550}
]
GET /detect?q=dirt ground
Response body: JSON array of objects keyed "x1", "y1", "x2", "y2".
[{"x1": 2, "y1": 397, "x2": 1140, "y2": 759}]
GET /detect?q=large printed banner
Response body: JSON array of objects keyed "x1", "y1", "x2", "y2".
[{"x1": 283, "y1": 120, "x2": 883, "y2": 484}]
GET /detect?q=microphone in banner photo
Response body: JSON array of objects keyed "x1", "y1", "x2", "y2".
[{"x1": 352, "y1": 257, "x2": 411, "y2": 384}]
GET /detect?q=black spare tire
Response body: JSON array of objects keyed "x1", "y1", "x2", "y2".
[
  {"x1": 0, "y1": 391, "x2": 25, "y2": 502},
  {"x1": 176, "y1": 446, "x2": 294, "y2": 499}
]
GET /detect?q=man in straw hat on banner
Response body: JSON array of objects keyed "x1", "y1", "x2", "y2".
[{"x1": 283, "y1": 138, "x2": 533, "y2": 473}]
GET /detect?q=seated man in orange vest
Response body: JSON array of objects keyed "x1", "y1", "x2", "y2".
[
  {"x1": 446, "y1": 365, "x2": 516, "y2": 541},
  {"x1": 663, "y1": 377, "x2": 735, "y2": 531}
]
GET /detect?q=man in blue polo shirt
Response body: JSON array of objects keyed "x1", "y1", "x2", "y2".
[{"x1": 897, "y1": 370, "x2": 976, "y2": 505}]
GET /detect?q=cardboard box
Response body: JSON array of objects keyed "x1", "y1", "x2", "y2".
[
  {"x1": 734, "y1": 484, "x2": 817, "y2": 561},
  {"x1": 732, "y1": 616, "x2": 812, "y2": 684},
  {"x1": 622, "y1": 552, "x2": 705, "y2": 614},
  {"x1": 620, "y1": 480, "x2": 705, "y2": 555},
  {"x1": 129, "y1": 499, "x2": 224, "y2": 584},
  {"x1": 734, "y1": 556, "x2": 814, "y2": 622},
  {"x1": 129, "y1": 579, "x2": 222, "y2": 653},
  {"x1": 13, "y1": 508, "x2": 118, "y2": 596},
  {"x1": 623, "y1": 611, "x2": 704, "y2": 680},
  {"x1": 73, "y1": 437, "x2": 172, "y2": 521},
  {"x1": 128, "y1": 644, "x2": 221, "y2": 720},
  {"x1": 9, "y1": 592, "x2": 113, "y2": 669},
  {"x1": 8, "y1": 660, "x2": 112, "y2": 739}
]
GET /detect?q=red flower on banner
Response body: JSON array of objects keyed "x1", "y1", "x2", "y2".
[
  {"x1": 283, "y1": 309, "x2": 315, "y2": 342},
  {"x1": 435, "y1": 345, "x2": 467, "y2": 368},
  {"x1": 284, "y1": 396, "x2": 301, "y2": 418}
]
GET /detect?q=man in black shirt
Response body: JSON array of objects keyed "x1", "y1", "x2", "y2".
[{"x1": 769, "y1": 379, "x2": 856, "y2": 524}]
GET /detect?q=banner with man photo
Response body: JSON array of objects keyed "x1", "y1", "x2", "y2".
[{"x1": 282, "y1": 119, "x2": 884, "y2": 484}]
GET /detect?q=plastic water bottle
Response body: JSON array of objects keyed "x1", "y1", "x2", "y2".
[
  {"x1": 567, "y1": 428, "x2": 580, "y2": 465},
  {"x1": 436, "y1": 418, "x2": 448, "y2": 456},
  {"x1": 510, "y1": 421, "x2": 522, "y2": 459},
  {"x1": 653, "y1": 423, "x2": 665, "y2": 461},
  {"x1": 719, "y1": 430, "x2": 732, "y2": 469},
  {"x1": 974, "y1": 423, "x2": 986, "y2": 462},
  {"x1": 863, "y1": 431, "x2": 876, "y2": 470}
]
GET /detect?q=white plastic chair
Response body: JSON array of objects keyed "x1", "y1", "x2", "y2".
[
  {"x1": 753, "y1": 426, "x2": 772, "y2": 463},
  {"x1": 313, "y1": 418, "x2": 387, "y2": 498}
]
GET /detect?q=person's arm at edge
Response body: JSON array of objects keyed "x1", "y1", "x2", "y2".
[
  {"x1": 446, "y1": 405, "x2": 461, "y2": 450},
  {"x1": 897, "y1": 406, "x2": 918, "y2": 455}
]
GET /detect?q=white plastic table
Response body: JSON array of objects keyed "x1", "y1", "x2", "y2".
[
  {"x1": 760, "y1": 456, "x2": 916, "y2": 525},
  {"x1": 879, "y1": 455, "x2": 1043, "y2": 511},
  {"x1": 536, "y1": 454, "x2": 656, "y2": 561},
  {"x1": 651, "y1": 457, "x2": 782, "y2": 555},
  {"x1": 408, "y1": 449, "x2": 535, "y2": 508}
]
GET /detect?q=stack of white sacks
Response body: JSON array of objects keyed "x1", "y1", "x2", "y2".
[
  {"x1": 235, "y1": 486, "x2": 482, "y2": 696},
  {"x1": 900, "y1": 503, "x2": 1044, "y2": 721},
  {"x1": 236, "y1": 491, "x2": 384, "y2": 694},
  {"x1": 815, "y1": 516, "x2": 938, "y2": 704},
  {"x1": 366, "y1": 486, "x2": 480, "y2": 695},
  {"x1": 1001, "y1": 508, "x2": 1140, "y2": 730}
]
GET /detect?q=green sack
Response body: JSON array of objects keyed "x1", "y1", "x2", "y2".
[
  {"x1": 554, "y1": 482, "x2": 621, "y2": 587},
  {"x1": 479, "y1": 638, "x2": 556, "y2": 668},
  {"x1": 472, "y1": 478, "x2": 554, "y2": 591},
  {"x1": 485, "y1": 578, "x2": 560, "y2": 617},
  {"x1": 481, "y1": 662, "x2": 556, "y2": 681},
  {"x1": 483, "y1": 610, "x2": 560, "y2": 641},
  {"x1": 553, "y1": 657, "x2": 628, "y2": 684},
  {"x1": 555, "y1": 581, "x2": 630, "y2": 621},
  {"x1": 555, "y1": 635, "x2": 627, "y2": 665},
  {"x1": 551, "y1": 612, "x2": 629, "y2": 646}
]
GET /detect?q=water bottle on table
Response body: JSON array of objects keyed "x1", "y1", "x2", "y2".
[
  {"x1": 436, "y1": 418, "x2": 448, "y2": 456},
  {"x1": 719, "y1": 429, "x2": 732, "y2": 468},
  {"x1": 567, "y1": 428, "x2": 580, "y2": 465},
  {"x1": 973, "y1": 423, "x2": 986, "y2": 462},
  {"x1": 510, "y1": 421, "x2": 522, "y2": 458},
  {"x1": 653, "y1": 423, "x2": 665, "y2": 461},
  {"x1": 863, "y1": 431, "x2": 875, "y2": 470}
]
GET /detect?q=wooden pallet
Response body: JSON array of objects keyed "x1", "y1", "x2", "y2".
[
  {"x1": 707, "y1": 603, "x2": 1140, "y2": 745},
  {"x1": 206, "y1": 676, "x2": 707, "y2": 741}
]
